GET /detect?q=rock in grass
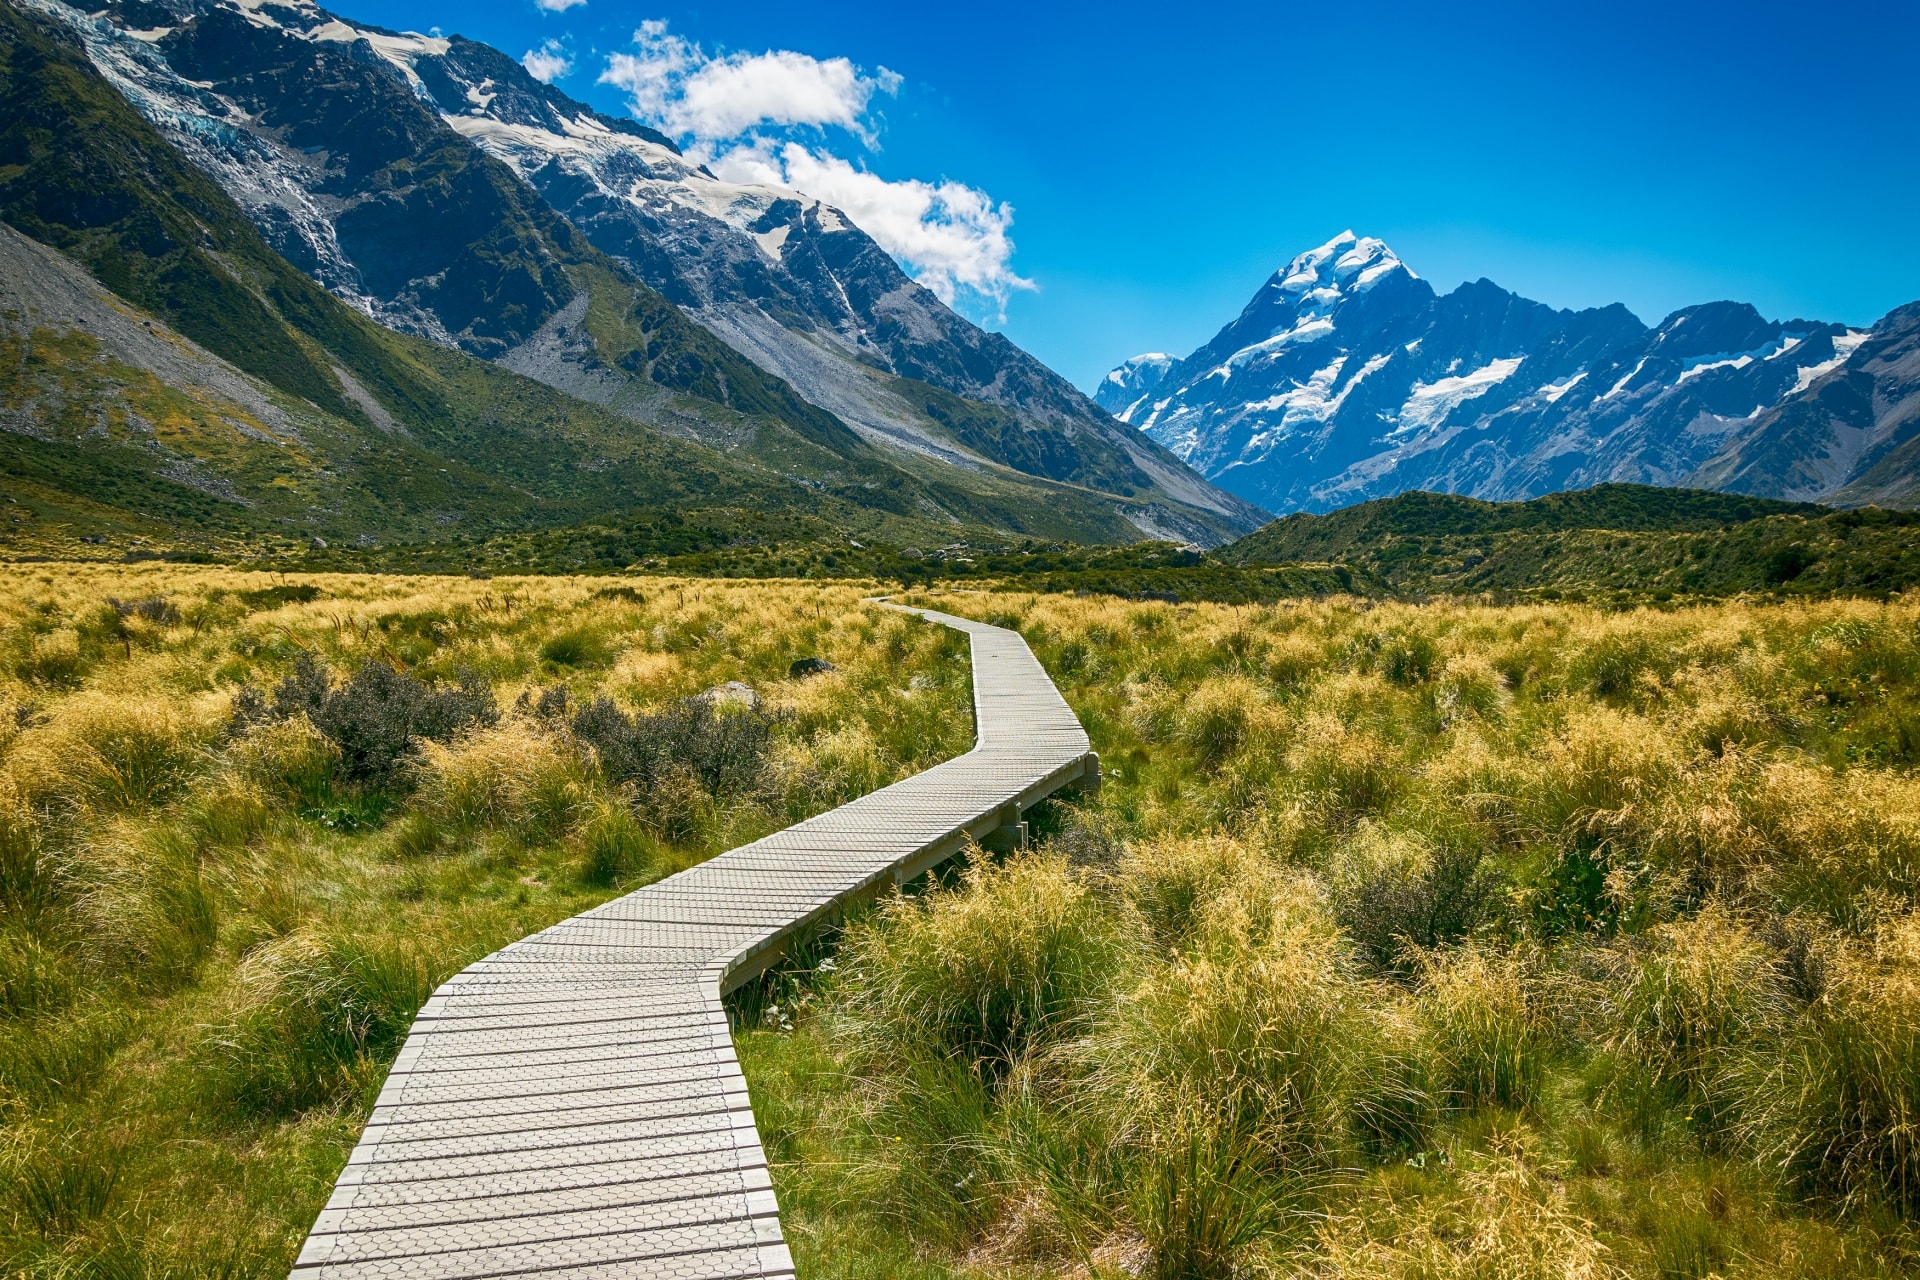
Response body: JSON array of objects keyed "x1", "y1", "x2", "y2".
[
  {"x1": 698, "y1": 681, "x2": 761, "y2": 710},
  {"x1": 788, "y1": 657, "x2": 836, "y2": 679}
]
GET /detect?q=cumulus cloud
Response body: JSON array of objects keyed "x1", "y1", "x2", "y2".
[
  {"x1": 522, "y1": 38, "x2": 572, "y2": 83},
  {"x1": 599, "y1": 21, "x2": 1027, "y2": 314},
  {"x1": 533, "y1": 0, "x2": 585, "y2": 12},
  {"x1": 601, "y1": 21, "x2": 897, "y2": 143},
  {"x1": 710, "y1": 142, "x2": 1032, "y2": 309}
]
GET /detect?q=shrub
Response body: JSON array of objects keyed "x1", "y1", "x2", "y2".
[
  {"x1": 234, "y1": 650, "x2": 497, "y2": 786},
  {"x1": 570, "y1": 693, "x2": 777, "y2": 801},
  {"x1": 837, "y1": 852, "x2": 1120, "y2": 1080},
  {"x1": 209, "y1": 928, "x2": 439, "y2": 1114}
]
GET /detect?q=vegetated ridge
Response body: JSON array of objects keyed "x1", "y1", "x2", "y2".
[
  {"x1": 1222, "y1": 483, "x2": 1920, "y2": 601},
  {"x1": 0, "y1": 1, "x2": 1250, "y2": 556}
]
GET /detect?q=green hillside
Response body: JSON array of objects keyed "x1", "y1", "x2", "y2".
[
  {"x1": 1220, "y1": 484, "x2": 1828, "y2": 565},
  {"x1": 1216, "y1": 485, "x2": 1920, "y2": 601},
  {"x1": 0, "y1": 5, "x2": 1215, "y2": 555}
]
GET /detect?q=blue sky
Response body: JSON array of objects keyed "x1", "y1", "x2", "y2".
[{"x1": 343, "y1": 0, "x2": 1918, "y2": 391}]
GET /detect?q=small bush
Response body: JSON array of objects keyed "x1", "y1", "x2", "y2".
[
  {"x1": 234, "y1": 651, "x2": 497, "y2": 786},
  {"x1": 1332, "y1": 825, "x2": 1494, "y2": 973},
  {"x1": 571, "y1": 693, "x2": 777, "y2": 801}
]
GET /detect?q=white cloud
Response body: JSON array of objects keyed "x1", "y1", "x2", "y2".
[
  {"x1": 601, "y1": 21, "x2": 896, "y2": 142},
  {"x1": 710, "y1": 141, "x2": 1032, "y2": 311},
  {"x1": 599, "y1": 21, "x2": 1025, "y2": 315},
  {"x1": 522, "y1": 38, "x2": 572, "y2": 83},
  {"x1": 533, "y1": 0, "x2": 585, "y2": 12}
]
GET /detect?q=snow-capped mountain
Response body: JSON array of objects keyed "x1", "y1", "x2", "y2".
[
  {"x1": 1098, "y1": 231, "x2": 1876, "y2": 512},
  {"x1": 379, "y1": 32, "x2": 1251, "y2": 529},
  {"x1": 1694, "y1": 302, "x2": 1920, "y2": 507},
  {"x1": 30, "y1": 0, "x2": 1260, "y2": 541}
]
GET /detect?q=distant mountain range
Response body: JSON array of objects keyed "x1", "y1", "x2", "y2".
[
  {"x1": 1098, "y1": 232, "x2": 1920, "y2": 514},
  {"x1": 1, "y1": 0, "x2": 1261, "y2": 556}
]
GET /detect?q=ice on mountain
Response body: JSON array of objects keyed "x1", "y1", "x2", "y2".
[
  {"x1": 1395, "y1": 357, "x2": 1524, "y2": 432},
  {"x1": 1601, "y1": 357, "x2": 1649, "y2": 401},
  {"x1": 753, "y1": 223, "x2": 791, "y2": 262},
  {"x1": 1538, "y1": 370, "x2": 1587, "y2": 403}
]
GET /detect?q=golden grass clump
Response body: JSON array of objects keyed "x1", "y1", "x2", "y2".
[
  {"x1": 6, "y1": 689, "x2": 222, "y2": 812},
  {"x1": 837, "y1": 851, "x2": 1120, "y2": 1078},
  {"x1": 1320, "y1": 1146, "x2": 1622, "y2": 1280},
  {"x1": 414, "y1": 720, "x2": 590, "y2": 844},
  {"x1": 1414, "y1": 942, "x2": 1555, "y2": 1114},
  {"x1": 1741, "y1": 911, "x2": 1920, "y2": 1210},
  {"x1": 1603, "y1": 906, "x2": 1785, "y2": 1137}
]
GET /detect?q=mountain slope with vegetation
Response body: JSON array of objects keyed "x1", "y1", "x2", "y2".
[
  {"x1": 24, "y1": 0, "x2": 1260, "y2": 544},
  {"x1": 0, "y1": 2, "x2": 1230, "y2": 554},
  {"x1": 1221, "y1": 485, "x2": 1920, "y2": 601}
]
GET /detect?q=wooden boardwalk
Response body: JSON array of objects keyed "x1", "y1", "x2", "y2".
[{"x1": 294, "y1": 606, "x2": 1095, "y2": 1280}]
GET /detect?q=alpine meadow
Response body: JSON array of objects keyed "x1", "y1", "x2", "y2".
[
  {"x1": 3, "y1": 0, "x2": 1919, "y2": 1277},
  {"x1": 4, "y1": 566, "x2": 1920, "y2": 1277}
]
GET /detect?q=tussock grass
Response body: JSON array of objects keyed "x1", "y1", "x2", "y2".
[
  {"x1": 0, "y1": 565, "x2": 972, "y2": 1274},
  {"x1": 733, "y1": 586, "x2": 1920, "y2": 1280}
]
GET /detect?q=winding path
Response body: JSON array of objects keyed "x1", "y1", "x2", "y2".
[{"x1": 293, "y1": 606, "x2": 1096, "y2": 1280}]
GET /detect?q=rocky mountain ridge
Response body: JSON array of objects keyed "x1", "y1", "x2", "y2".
[
  {"x1": 24, "y1": 0, "x2": 1260, "y2": 543},
  {"x1": 1099, "y1": 231, "x2": 1892, "y2": 512}
]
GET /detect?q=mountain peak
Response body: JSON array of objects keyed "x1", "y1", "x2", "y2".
[{"x1": 1275, "y1": 231, "x2": 1415, "y2": 298}]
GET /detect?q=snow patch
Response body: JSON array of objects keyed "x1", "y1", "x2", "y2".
[
  {"x1": 1538, "y1": 370, "x2": 1587, "y2": 403},
  {"x1": 752, "y1": 223, "x2": 791, "y2": 261},
  {"x1": 1788, "y1": 330, "x2": 1871, "y2": 394},
  {"x1": 1395, "y1": 357, "x2": 1524, "y2": 432},
  {"x1": 1601, "y1": 357, "x2": 1648, "y2": 401}
]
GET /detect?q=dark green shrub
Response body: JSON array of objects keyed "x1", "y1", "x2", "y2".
[
  {"x1": 570, "y1": 693, "x2": 778, "y2": 800},
  {"x1": 232, "y1": 651, "x2": 497, "y2": 785}
]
